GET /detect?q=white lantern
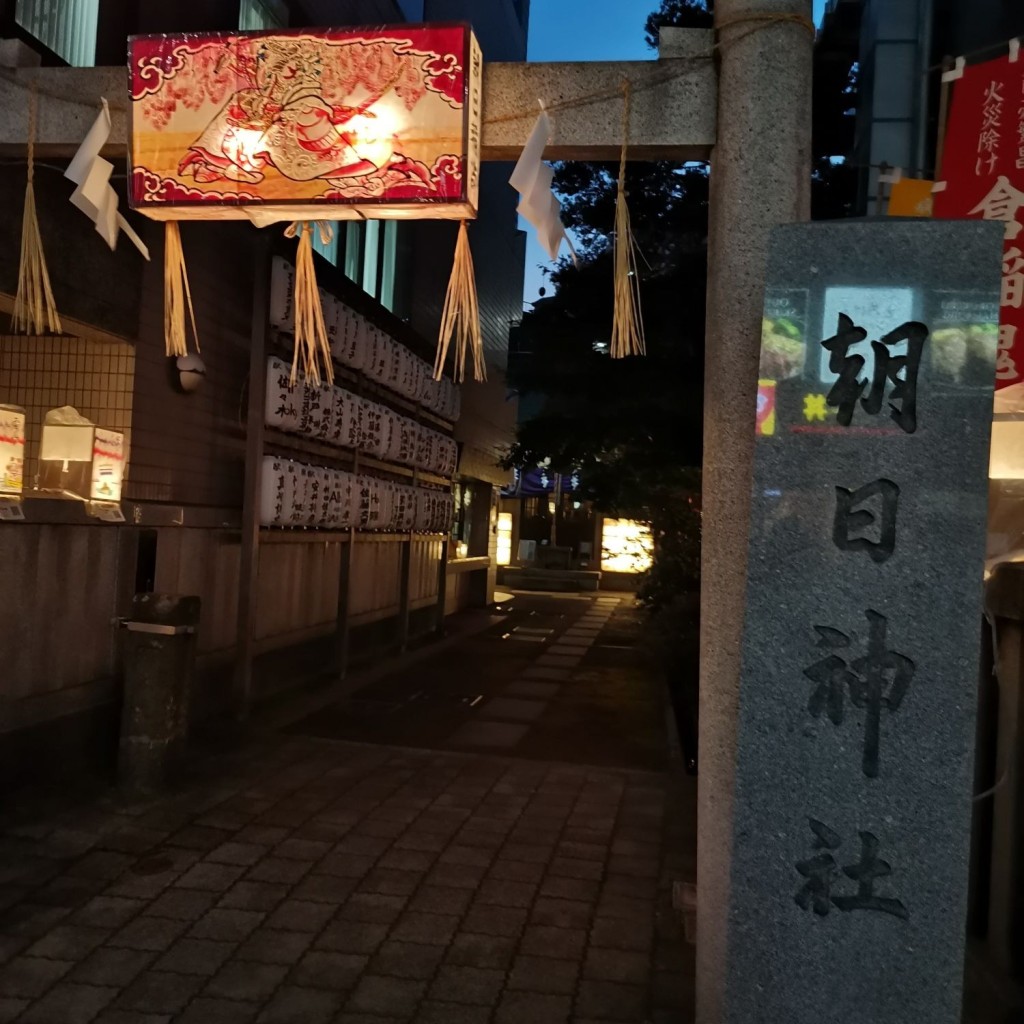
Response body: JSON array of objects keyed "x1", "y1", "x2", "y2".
[
  {"x1": 383, "y1": 409, "x2": 404, "y2": 463},
  {"x1": 394, "y1": 484, "x2": 417, "y2": 531},
  {"x1": 319, "y1": 288, "x2": 342, "y2": 360},
  {"x1": 397, "y1": 416, "x2": 420, "y2": 466},
  {"x1": 377, "y1": 478, "x2": 397, "y2": 531},
  {"x1": 265, "y1": 356, "x2": 302, "y2": 432},
  {"x1": 341, "y1": 388, "x2": 362, "y2": 450},
  {"x1": 368, "y1": 328, "x2": 393, "y2": 385},
  {"x1": 330, "y1": 305, "x2": 352, "y2": 368},
  {"x1": 298, "y1": 379, "x2": 332, "y2": 437},
  {"x1": 384, "y1": 338, "x2": 403, "y2": 394},
  {"x1": 355, "y1": 474, "x2": 374, "y2": 529},
  {"x1": 289, "y1": 464, "x2": 312, "y2": 525},
  {"x1": 360, "y1": 400, "x2": 387, "y2": 457},
  {"x1": 259, "y1": 455, "x2": 289, "y2": 526},
  {"x1": 438, "y1": 436, "x2": 457, "y2": 477},
  {"x1": 441, "y1": 493, "x2": 455, "y2": 531},
  {"x1": 316, "y1": 466, "x2": 335, "y2": 526},
  {"x1": 329, "y1": 386, "x2": 355, "y2": 448},
  {"x1": 417, "y1": 427, "x2": 439, "y2": 473},
  {"x1": 269, "y1": 257, "x2": 295, "y2": 332},
  {"x1": 0, "y1": 405, "x2": 25, "y2": 500},
  {"x1": 351, "y1": 312, "x2": 371, "y2": 371},
  {"x1": 335, "y1": 469, "x2": 358, "y2": 529},
  {"x1": 414, "y1": 487, "x2": 434, "y2": 532},
  {"x1": 279, "y1": 459, "x2": 301, "y2": 525}
]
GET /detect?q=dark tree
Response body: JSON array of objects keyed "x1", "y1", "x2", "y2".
[
  {"x1": 644, "y1": 0, "x2": 714, "y2": 48},
  {"x1": 507, "y1": 0, "x2": 860, "y2": 604}
]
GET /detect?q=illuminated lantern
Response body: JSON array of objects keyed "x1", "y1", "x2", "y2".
[
  {"x1": 128, "y1": 24, "x2": 484, "y2": 383},
  {"x1": 0, "y1": 405, "x2": 26, "y2": 506},
  {"x1": 128, "y1": 25, "x2": 481, "y2": 224}
]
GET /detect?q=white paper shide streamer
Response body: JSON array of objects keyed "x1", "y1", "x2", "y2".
[
  {"x1": 65, "y1": 99, "x2": 149, "y2": 261},
  {"x1": 509, "y1": 109, "x2": 575, "y2": 263}
]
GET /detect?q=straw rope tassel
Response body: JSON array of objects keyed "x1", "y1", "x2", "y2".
[
  {"x1": 288, "y1": 221, "x2": 334, "y2": 388},
  {"x1": 610, "y1": 81, "x2": 645, "y2": 360},
  {"x1": 435, "y1": 220, "x2": 485, "y2": 383},
  {"x1": 163, "y1": 222, "x2": 200, "y2": 358},
  {"x1": 12, "y1": 90, "x2": 61, "y2": 335}
]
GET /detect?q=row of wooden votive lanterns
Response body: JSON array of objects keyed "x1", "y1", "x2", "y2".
[
  {"x1": 265, "y1": 357, "x2": 458, "y2": 478},
  {"x1": 260, "y1": 456, "x2": 454, "y2": 532},
  {"x1": 270, "y1": 257, "x2": 460, "y2": 422}
]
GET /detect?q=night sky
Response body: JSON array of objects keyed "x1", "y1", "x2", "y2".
[{"x1": 519, "y1": 0, "x2": 829, "y2": 305}]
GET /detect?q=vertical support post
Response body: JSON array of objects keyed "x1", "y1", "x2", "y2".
[
  {"x1": 434, "y1": 537, "x2": 449, "y2": 635},
  {"x1": 334, "y1": 527, "x2": 354, "y2": 678},
  {"x1": 233, "y1": 234, "x2": 272, "y2": 721},
  {"x1": 335, "y1": 449, "x2": 360, "y2": 678},
  {"x1": 697, "y1": 4, "x2": 812, "y2": 1022},
  {"x1": 397, "y1": 533, "x2": 412, "y2": 651}
]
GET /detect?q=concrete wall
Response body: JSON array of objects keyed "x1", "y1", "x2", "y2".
[
  {"x1": 0, "y1": 524, "x2": 130, "y2": 733},
  {"x1": 128, "y1": 221, "x2": 250, "y2": 508}
]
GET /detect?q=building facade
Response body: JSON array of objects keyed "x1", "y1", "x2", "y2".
[{"x1": 0, "y1": 0, "x2": 526, "y2": 786}]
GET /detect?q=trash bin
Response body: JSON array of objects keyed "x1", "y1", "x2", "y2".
[{"x1": 119, "y1": 593, "x2": 201, "y2": 793}]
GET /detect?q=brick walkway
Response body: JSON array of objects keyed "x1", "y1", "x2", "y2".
[{"x1": 0, "y1": 595, "x2": 696, "y2": 1023}]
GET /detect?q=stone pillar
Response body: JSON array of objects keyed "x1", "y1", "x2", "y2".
[
  {"x1": 119, "y1": 593, "x2": 201, "y2": 794},
  {"x1": 697, "y1": 4, "x2": 812, "y2": 1022}
]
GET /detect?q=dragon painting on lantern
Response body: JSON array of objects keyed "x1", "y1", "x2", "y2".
[{"x1": 129, "y1": 26, "x2": 480, "y2": 219}]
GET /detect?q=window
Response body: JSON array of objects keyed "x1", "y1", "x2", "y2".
[
  {"x1": 313, "y1": 229, "x2": 339, "y2": 266},
  {"x1": 15, "y1": 0, "x2": 98, "y2": 66},
  {"x1": 238, "y1": 0, "x2": 287, "y2": 30},
  {"x1": 380, "y1": 222, "x2": 399, "y2": 312},
  {"x1": 340, "y1": 220, "x2": 401, "y2": 308},
  {"x1": 344, "y1": 223, "x2": 362, "y2": 284},
  {"x1": 362, "y1": 220, "x2": 381, "y2": 299}
]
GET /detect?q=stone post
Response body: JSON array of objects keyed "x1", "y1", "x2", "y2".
[
  {"x1": 119, "y1": 593, "x2": 201, "y2": 794},
  {"x1": 698, "y1": 4, "x2": 812, "y2": 1022}
]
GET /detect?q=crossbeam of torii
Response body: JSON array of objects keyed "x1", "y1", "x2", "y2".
[{"x1": 0, "y1": 5, "x2": 812, "y2": 1021}]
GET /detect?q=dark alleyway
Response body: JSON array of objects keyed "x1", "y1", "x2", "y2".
[{"x1": 0, "y1": 593, "x2": 696, "y2": 1023}]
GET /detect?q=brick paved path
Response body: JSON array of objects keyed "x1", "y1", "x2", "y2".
[{"x1": 0, "y1": 596, "x2": 696, "y2": 1023}]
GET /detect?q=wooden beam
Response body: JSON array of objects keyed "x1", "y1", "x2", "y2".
[{"x1": 0, "y1": 34, "x2": 716, "y2": 163}]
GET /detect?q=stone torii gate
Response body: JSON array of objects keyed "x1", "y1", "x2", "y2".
[{"x1": 0, "y1": 2, "x2": 812, "y2": 1019}]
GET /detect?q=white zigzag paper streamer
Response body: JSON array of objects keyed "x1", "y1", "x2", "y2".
[
  {"x1": 509, "y1": 109, "x2": 574, "y2": 263},
  {"x1": 65, "y1": 99, "x2": 150, "y2": 261}
]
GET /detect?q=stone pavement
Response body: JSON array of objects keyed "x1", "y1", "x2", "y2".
[
  {"x1": 0, "y1": 594, "x2": 696, "y2": 1023},
  {"x1": 286, "y1": 594, "x2": 673, "y2": 772}
]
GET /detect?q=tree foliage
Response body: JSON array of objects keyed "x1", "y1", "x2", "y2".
[
  {"x1": 505, "y1": 0, "x2": 859, "y2": 608},
  {"x1": 644, "y1": 0, "x2": 714, "y2": 49}
]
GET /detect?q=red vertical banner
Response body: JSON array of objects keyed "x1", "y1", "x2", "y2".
[{"x1": 933, "y1": 53, "x2": 1024, "y2": 388}]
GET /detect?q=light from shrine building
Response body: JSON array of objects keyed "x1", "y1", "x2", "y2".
[
  {"x1": 990, "y1": 420, "x2": 1024, "y2": 479},
  {"x1": 601, "y1": 518, "x2": 654, "y2": 574},
  {"x1": 128, "y1": 24, "x2": 482, "y2": 225},
  {"x1": 496, "y1": 512, "x2": 513, "y2": 566}
]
